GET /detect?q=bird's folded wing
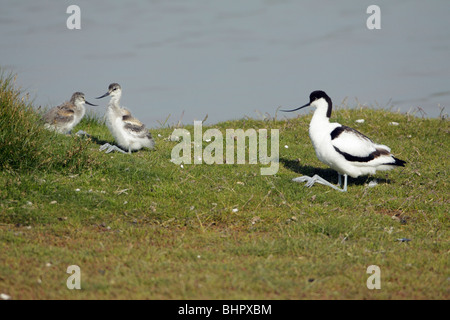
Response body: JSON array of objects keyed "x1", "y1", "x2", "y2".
[
  {"x1": 122, "y1": 115, "x2": 147, "y2": 136},
  {"x1": 43, "y1": 103, "x2": 74, "y2": 124},
  {"x1": 120, "y1": 107, "x2": 132, "y2": 116},
  {"x1": 54, "y1": 106, "x2": 75, "y2": 123},
  {"x1": 331, "y1": 126, "x2": 379, "y2": 158}
]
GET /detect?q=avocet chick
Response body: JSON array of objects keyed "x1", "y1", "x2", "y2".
[
  {"x1": 96, "y1": 83, "x2": 155, "y2": 154},
  {"x1": 43, "y1": 92, "x2": 97, "y2": 135}
]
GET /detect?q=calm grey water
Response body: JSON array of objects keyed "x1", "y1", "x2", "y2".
[{"x1": 1, "y1": 0, "x2": 449, "y2": 126}]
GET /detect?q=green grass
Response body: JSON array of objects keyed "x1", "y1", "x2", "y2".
[
  {"x1": 0, "y1": 71, "x2": 97, "y2": 173},
  {"x1": 0, "y1": 72, "x2": 448, "y2": 299}
]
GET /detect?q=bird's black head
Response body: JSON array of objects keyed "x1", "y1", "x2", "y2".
[
  {"x1": 280, "y1": 90, "x2": 333, "y2": 118},
  {"x1": 309, "y1": 90, "x2": 332, "y2": 118}
]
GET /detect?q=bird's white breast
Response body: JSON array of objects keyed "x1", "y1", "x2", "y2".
[
  {"x1": 309, "y1": 117, "x2": 340, "y2": 168},
  {"x1": 106, "y1": 106, "x2": 129, "y2": 148}
]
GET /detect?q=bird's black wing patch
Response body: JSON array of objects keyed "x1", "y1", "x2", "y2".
[
  {"x1": 334, "y1": 146, "x2": 390, "y2": 163},
  {"x1": 330, "y1": 125, "x2": 373, "y2": 142}
]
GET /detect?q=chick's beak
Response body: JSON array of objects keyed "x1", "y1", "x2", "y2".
[
  {"x1": 96, "y1": 91, "x2": 110, "y2": 99},
  {"x1": 85, "y1": 100, "x2": 98, "y2": 106}
]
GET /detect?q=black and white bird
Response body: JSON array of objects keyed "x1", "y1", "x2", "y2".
[
  {"x1": 96, "y1": 83, "x2": 155, "y2": 154},
  {"x1": 282, "y1": 90, "x2": 406, "y2": 192},
  {"x1": 43, "y1": 92, "x2": 97, "y2": 134}
]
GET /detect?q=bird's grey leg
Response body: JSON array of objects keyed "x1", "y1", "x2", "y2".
[
  {"x1": 99, "y1": 143, "x2": 127, "y2": 154},
  {"x1": 292, "y1": 174, "x2": 346, "y2": 192},
  {"x1": 342, "y1": 174, "x2": 348, "y2": 192},
  {"x1": 75, "y1": 130, "x2": 91, "y2": 137},
  {"x1": 99, "y1": 143, "x2": 110, "y2": 152},
  {"x1": 337, "y1": 173, "x2": 348, "y2": 191}
]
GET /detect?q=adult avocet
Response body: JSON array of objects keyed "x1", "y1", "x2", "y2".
[
  {"x1": 43, "y1": 92, "x2": 97, "y2": 134},
  {"x1": 96, "y1": 83, "x2": 155, "y2": 154},
  {"x1": 282, "y1": 90, "x2": 406, "y2": 192}
]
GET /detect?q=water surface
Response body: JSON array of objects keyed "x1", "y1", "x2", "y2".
[{"x1": 1, "y1": 0, "x2": 449, "y2": 126}]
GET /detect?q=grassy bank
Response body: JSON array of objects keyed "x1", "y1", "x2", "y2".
[{"x1": 0, "y1": 73, "x2": 448, "y2": 299}]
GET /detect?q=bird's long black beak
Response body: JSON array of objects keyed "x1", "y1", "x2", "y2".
[
  {"x1": 85, "y1": 100, "x2": 98, "y2": 106},
  {"x1": 280, "y1": 102, "x2": 310, "y2": 112},
  {"x1": 96, "y1": 92, "x2": 110, "y2": 99}
]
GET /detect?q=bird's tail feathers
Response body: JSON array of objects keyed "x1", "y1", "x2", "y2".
[{"x1": 392, "y1": 156, "x2": 406, "y2": 167}]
